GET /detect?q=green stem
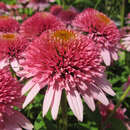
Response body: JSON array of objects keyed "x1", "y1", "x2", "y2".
[
  {"x1": 103, "y1": 85, "x2": 130, "y2": 129},
  {"x1": 56, "y1": 0, "x2": 61, "y2": 5},
  {"x1": 59, "y1": 91, "x2": 68, "y2": 130},
  {"x1": 121, "y1": 0, "x2": 125, "y2": 27},
  {"x1": 94, "y1": 0, "x2": 101, "y2": 9}
]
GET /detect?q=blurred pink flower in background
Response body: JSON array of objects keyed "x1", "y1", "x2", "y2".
[
  {"x1": 50, "y1": 5, "x2": 78, "y2": 24},
  {"x1": 126, "y1": 13, "x2": 130, "y2": 24},
  {"x1": 121, "y1": 34, "x2": 130, "y2": 52},
  {"x1": 19, "y1": 29, "x2": 115, "y2": 121},
  {"x1": 98, "y1": 103, "x2": 127, "y2": 121},
  {"x1": 20, "y1": 12, "x2": 65, "y2": 40},
  {"x1": 0, "y1": 16, "x2": 20, "y2": 33},
  {"x1": 72, "y1": 8, "x2": 120, "y2": 66},
  {"x1": 0, "y1": 67, "x2": 33, "y2": 130},
  {"x1": 0, "y1": 2, "x2": 7, "y2": 11},
  {"x1": 27, "y1": 0, "x2": 50, "y2": 11},
  {"x1": 98, "y1": 102, "x2": 130, "y2": 129}
]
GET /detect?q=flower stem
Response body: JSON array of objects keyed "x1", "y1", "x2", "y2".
[
  {"x1": 59, "y1": 90, "x2": 68, "y2": 130},
  {"x1": 94, "y1": 0, "x2": 101, "y2": 9},
  {"x1": 103, "y1": 85, "x2": 130, "y2": 129},
  {"x1": 121, "y1": 0, "x2": 125, "y2": 27}
]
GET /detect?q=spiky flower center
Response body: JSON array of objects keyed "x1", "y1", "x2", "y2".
[
  {"x1": 2, "y1": 33, "x2": 15, "y2": 40},
  {"x1": 97, "y1": 13, "x2": 110, "y2": 25},
  {"x1": 51, "y1": 30, "x2": 76, "y2": 42},
  {"x1": 0, "y1": 16, "x2": 9, "y2": 20}
]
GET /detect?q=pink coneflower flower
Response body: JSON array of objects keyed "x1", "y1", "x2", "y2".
[
  {"x1": 98, "y1": 102, "x2": 127, "y2": 121},
  {"x1": 72, "y1": 8, "x2": 120, "y2": 66},
  {"x1": 120, "y1": 26, "x2": 130, "y2": 52},
  {"x1": 0, "y1": 66, "x2": 33, "y2": 130},
  {"x1": 50, "y1": 5, "x2": 78, "y2": 24},
  {"x1": 121, "y1": 34, "x2": 130, "y2": 52},
  {"x1": 50, "y1": 5, "x2": 63, "y2": 16},
  {"x1": 19, "y1": 29, "x2": 115, "y2": 121},
  {"x1": 0, "y1": 16, "x2": 20, "y2": 33},
  {"x1": 0, "y1": 33, "x2": 28, "y2": 69},
  {"x1": 0, "y1": 2, "x2": 7, "y2": 11},
  {"x1": 98, "y1": 102, "x2": 129, "y2": 129},
  {"x1": 20, "y1": 12, "x2": 65, "y2": 40},
  {"x1": 27, "y1": 0, "x2": 50, "y2": 11}
]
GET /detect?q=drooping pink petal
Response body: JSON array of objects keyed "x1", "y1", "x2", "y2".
[
  {"x1": 23, "y1": 84, "x2": 40, "y2": 108},
  {"x1": 90, "y1": 85, "x2": 109, "y2": 106},
  {"x1": 82, "y1": 91, "x2": 95, "y2": 111},
  {"x1": 66, "y1": 90, "x2": 83, "y2": 121},
  {"x1": 22, "y1": 79, "x2": 35, "y2": 95},
  {"x1": 14, "y1": 111, "x2": 33, "y2": 130},
  {"x1": 51, "y1": 87, "x2": 62, "y2": 120},
  {"x1": 42, "y1": 85, "x2": 55, "y2": 117},
  {"x1": 101, "y1": 48, "x2": 111, "y2": 66}
]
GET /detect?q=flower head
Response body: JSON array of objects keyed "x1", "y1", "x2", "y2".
[
  {"x1": 72, "y1": 8, "x2": 120, "y2": 66},
  {"x1": 98, "y1": 102, "x2": 127, "y2": 121},
  {"x1": 50, "y1": 5, "x2": 78, "y2": 24},
  {"x1": 0, "y1": 33, "x2": 28, "y2": 69},
  {"x1": 27, "y1": 0, "x2": 50, "y2": 11},
  {"x1": 50, "y1": 5, "x2": 62, "y2": 16},
  {"x1": 0, "y1": 16, "x2": 20, "y2": 33},
  {"x1": 19, "y1": 29, "x2": 115, "y2": 121},
  {"x1": 20, "y1": 12, "x2": 65, "y2": 40},
  {"x1": 0, "y1": 2, "x2": 7, "y2": 11},
  {"x1": 0, "y1": 66, "x2": 33, "y2": 130}
]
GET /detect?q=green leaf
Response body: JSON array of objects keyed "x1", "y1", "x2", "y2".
[{"x1": 34, "y1": 111, "x2": 57, "y2": 130}]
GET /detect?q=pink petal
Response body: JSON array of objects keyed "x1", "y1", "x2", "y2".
[
  {"x1": 90, "y1": 85, "x2": 109, "y2": 106},
  {"x1": 97, "y1": 77, "x2": 115, "y2": 96},
  {"x1": 14, "y1": 111, "x2": 33, "y2": 130},
  {"x1": 66, "y1": 90, "x2": 83, "y2": 121},
  {"x1": 82, "y1": 91, "x2": 95, "y2": 111},
  {"x1": 101, "y1": 48, "x2": 111, "y2": 66},
  {"x1": 23, "y1": 84, "x2": 40, "y2": 108},
  {"x1": 51, "y1": 88, "x2": 62, "y2": 120},
  {"x1": 22, "y1": 79, "x2": 35, "y2": 95},
  {"x1": 5, "y1": 117, "x2": 22, "y2": 130},
  {"x1": 42, "y1": 86, "x2": 55, "y2": 117},
  {"x1": 0, "y1": 58, "x2": 9, "y2": 69},
  {"x1": 10, "y1": 58, "x2": 20, "y2": 73},
  {"x1": 111, "y1": 51, "x2": 118, "y2": 61}
]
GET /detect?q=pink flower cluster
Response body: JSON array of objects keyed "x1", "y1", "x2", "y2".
[
  {"x1": 0, "y1": 67, "x2": 33, "y2": 130},
  {"x1": 0, "y1": 4, "x2": 121, "y2": 125}
]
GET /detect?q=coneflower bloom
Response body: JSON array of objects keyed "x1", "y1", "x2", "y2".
[
  {"x1": 0, "y1": 2, "x2": 7, "y2": 11},
  {"x1": 50, "y1": 5, "x2": 78, "y2": 24},
  {"x1": 50, "y1": 5, "x2": 63, "y2": 16},
  {"x1": 0, "y1": 16, "x2": 20, "y2": 33},
  {"x1": 20, "y1": 12, "x2": 65, "y2": 40},
  {"x1": 19, "y1": 29, "x2": 115, "y2": 121},
  {"x1": 27, "y1": 0, "x2": 50, "y2": 11},
  {"x1": 0, "y1": 33, "x2": 28, "y2": 69},
  {"x1": 98, "y1": 102, "x2": 129, "y2": 129},
  {"x1": 72, "y1": 8, "x2": 120, "y2": 66},
  {"x1": 120, "y1": 27, "x2": 130, "y2": 52},
  {"x1": 98, "y1": 102, "x2": 127, "y2": 121},
  {"x1": 0, "y1": 66, "x2": 33, "y2": 130},
  {"x1": 121, "y1": 34, "x2": 130, "y2": 52}
]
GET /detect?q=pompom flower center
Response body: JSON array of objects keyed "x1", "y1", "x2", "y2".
[
  {"x1": 51, "y1": 30, "x2": 76, "y2": 43},
  {"x1": 96, "y1": 13, "x2": 110, "y2": 25},
  {"x1": 0, "y1": 16, "x2": 9, "y2": 20},
  {"x1": 2, "y1": 33, "x2": 15, "y2": 40}
]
